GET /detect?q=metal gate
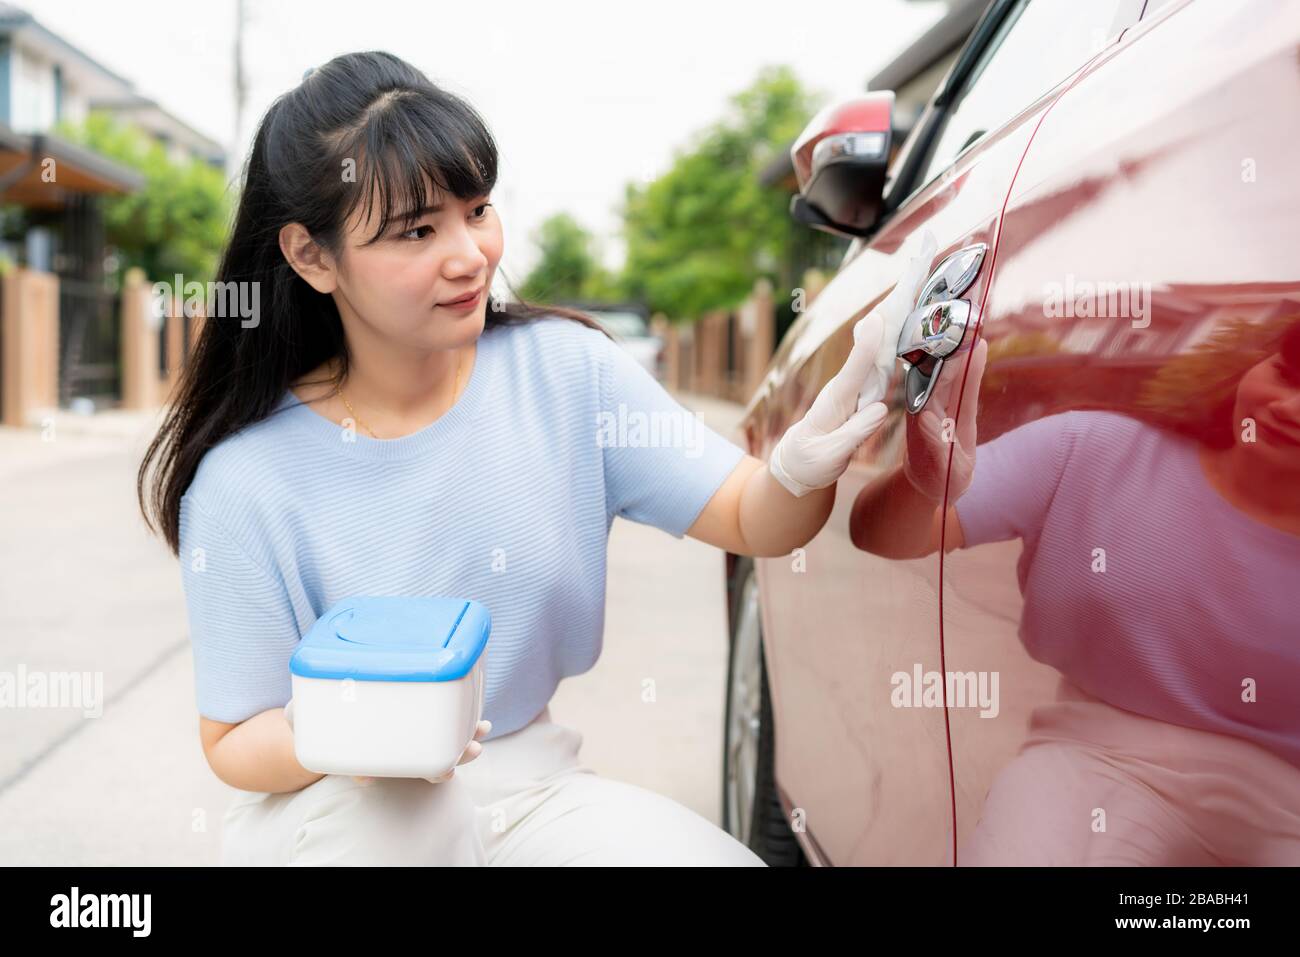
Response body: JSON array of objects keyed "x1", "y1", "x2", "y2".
[
  {"x1": 57, "y1": 276, "x2": 120, "y2": 406},
  {"x1": 54, "y1": 193, "x2": 123, "y2": 408}
]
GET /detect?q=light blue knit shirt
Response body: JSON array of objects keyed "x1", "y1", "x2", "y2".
[{"x1": 177, "y1": 316, "x2": 747, "y2": 740}]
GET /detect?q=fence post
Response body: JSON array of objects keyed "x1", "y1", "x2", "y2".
[
  {"x1": 741, "y1": 277, "x2": 775, "y2": 401},
  {"x1": 696, "y1": 310, "x2": 724, "y2": 398},
  {"x1": 713, "y1": 310, "x2": 733, "y2": 400},
  {"x1": 120, "y1": 268, "x2": 159, "y2": 410},
  {"x1": 1, "y1": 268, "x2": 60, "y2": 428},
  {"x1": 678, "y1": 322, "x2": 694, "y2": 394},
  {"x1": 650, "y1": 313, "x2": 677, "y2": 389}
]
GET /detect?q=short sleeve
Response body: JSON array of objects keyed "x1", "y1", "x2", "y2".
[
  {"x1": 178, "y1": 493, "x2": 302, "y2": 723},
  {"x1": 953, "y1": 411, "x2": 1086, "y2": 548},
  {"x1": 598, "y1": 333, "x2": 747, "y2": 539}
]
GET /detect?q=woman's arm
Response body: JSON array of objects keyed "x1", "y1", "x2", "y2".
[
  {"x1": 687, "y1": 454, "x2": 835, "y2": 557},
  {"x1": 200, "y1": 708, "x2": 323, "y2": 794},
  {"x1": 849, "y1": 464, "x2": 964, "y2": 559}
]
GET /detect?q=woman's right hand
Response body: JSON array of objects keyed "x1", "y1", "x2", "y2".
[
  {"x1": 767, "y1": 230, "x2": 938, "y2": 498},
  {"x1": 354, "y1": 719, "x2": 493, "y2": 785}
]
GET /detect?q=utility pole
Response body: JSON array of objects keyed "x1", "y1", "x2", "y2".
[{"x1": 231, "y1": 0, "x2": 247, "y2": 179}]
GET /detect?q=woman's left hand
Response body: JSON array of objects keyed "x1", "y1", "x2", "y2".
[{"x1": 768, "y1": 230, "x2": 937, "y2": 497}]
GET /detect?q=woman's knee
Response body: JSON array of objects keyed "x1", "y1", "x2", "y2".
[
  {"x1": 502, "y1": 775, "x2": 765, "y2": 866},
  {"x1": 252, "y1": 775, "x2": 484, "y2": 866}
]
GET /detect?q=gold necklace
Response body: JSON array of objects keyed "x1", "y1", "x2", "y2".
[{"x1": 334, "y1": 349, "x2": 465, "y2": 440}]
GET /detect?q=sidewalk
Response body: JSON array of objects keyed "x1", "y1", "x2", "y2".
[{"x1": 0, "y1": 390, "x2": 747, "y2": 865}]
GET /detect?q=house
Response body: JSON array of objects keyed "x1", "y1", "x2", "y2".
[{"x1": 0, "y1": 2, "x2": 224, "y2": 423}]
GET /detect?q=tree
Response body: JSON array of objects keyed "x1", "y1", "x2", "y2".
[
  {"x1": 518, "y1": 212, "x2": 619, "y2": 303},
  {"x1": 619, "y1": 65, "x2": 821, "y2": 321},
  {"x1": 54, "y1": 112, "x2": 231, "y2": 286}
]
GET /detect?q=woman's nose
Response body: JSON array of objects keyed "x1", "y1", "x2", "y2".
[{"x1": 441, "y1": 223, "x2": 489, "y2": 277}]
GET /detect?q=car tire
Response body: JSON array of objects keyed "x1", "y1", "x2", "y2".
[{"x1": 722, "y1": 555, "x2": 807, "y2": 866}]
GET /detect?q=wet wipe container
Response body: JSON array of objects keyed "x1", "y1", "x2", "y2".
[{"x1": 288, "y1": 595, "x2": 489, "y2": 779}]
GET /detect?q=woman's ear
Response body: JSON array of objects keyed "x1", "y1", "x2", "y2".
[{"x1": 279, "y1": 223, "x2": 337, "y2": 293}]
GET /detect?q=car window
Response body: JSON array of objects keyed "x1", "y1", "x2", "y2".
[{"x1": 919, "y1": 0, "x2": 1129, "y2": 186}]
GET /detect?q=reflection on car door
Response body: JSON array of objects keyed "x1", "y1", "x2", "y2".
[
  {"x1": 761, "y1": 0, "x2": 1137, "y2": 865},
  {"x1": 939, "y1": 0, "x2": 1300, "y2": 865}
]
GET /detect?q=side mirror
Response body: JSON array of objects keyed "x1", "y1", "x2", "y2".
[{"x1": 789, "y1": 92, "x2": 893, "y2": 238}]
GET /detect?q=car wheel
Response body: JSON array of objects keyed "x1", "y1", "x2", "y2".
[{"x1": 722, "y1": 556, "x2": 807, "y2": 866}]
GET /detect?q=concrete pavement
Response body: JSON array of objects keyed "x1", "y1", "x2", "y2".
[{"x1": 0, "y1": 392, "x2": 746, "y2": 865}]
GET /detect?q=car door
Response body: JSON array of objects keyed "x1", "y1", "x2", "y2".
[
  {"x1": 752, "y1": 0, "x2": 1142, "y2": 864},
  {"x1": 939, "y1": 0, "x2": 1300, "y2": 864}
]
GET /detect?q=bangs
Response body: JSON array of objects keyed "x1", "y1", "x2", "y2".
[{"x1": 338, "y1": 90, "x2": 498, "y2": 244}]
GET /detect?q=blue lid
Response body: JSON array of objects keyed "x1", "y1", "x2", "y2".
[{"x1": 289, "y1": 596, "x2": 491, "y2": 682}]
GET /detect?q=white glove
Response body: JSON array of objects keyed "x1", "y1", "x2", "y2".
[{"x1": 768, "y1": 229, "x2": 938, "y2": 497}]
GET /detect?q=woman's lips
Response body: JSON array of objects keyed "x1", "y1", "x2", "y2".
[{"x1": 438, "y1": 288, "x2": 483, "y2": 312}]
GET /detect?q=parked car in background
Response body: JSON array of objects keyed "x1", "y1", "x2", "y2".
[
  {"x1": 723, "y1": 0, "x2": 1300, "y2": 866},
  {"x1": 583, "y1": 306, "x2": 663, "y2": 376}
]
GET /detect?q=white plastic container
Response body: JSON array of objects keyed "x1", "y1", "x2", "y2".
[{"x1": 288, "y1": 595, "x2": 490, "y2": 780}]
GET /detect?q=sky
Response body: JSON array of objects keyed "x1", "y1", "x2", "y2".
[{"x1": 19, "y1": 0, "x2": 946, "y2": 280}]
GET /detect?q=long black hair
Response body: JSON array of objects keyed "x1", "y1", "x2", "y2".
[{"x1": 139, "y1": 50, "x2": 611, "y2": 555}]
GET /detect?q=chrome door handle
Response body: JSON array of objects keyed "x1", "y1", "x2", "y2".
[
  {"x1": 916, "y1": 243, "x2": 986, "y2": 308},
  {"x1": 895, "y1": 242, "x2": 985, "y2": 414},
  {"x1": 896, "y1": 299, "x2": 971, "y2": 361}
]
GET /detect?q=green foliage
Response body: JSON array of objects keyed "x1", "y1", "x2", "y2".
[
  {"x1": 620, "y1": 65, "x2": 820, "y2": 321},
  {"x1": 518, "y1": 212, "x2": 620, "y2": 303},
  {"x1": 54, "y1": 112, "x2": 231, "y2": 285}
]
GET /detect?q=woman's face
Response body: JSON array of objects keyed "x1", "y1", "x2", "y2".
[
  {"x1": 1232, "y1": 342, "x2": 1300, "y2": 470},
  {"x1": 330, "y1": 178, "x2": 503, "y2": 352}
]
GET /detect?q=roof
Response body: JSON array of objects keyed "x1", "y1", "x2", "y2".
[
  {"x1": 0, "y1": 2, "x2": 136, "y2": 90},
  {"x1": 868, "y1": 0, "x2": 991, "y2": 92},
  {"x1": 0, "y1": 3, "x2": 223, "y2": 164},
  {"x1": 0, "y1": 126, "x2": 145, "y2": 207},
  {"x1": 89, "y1": 93, "x2": 226, "y2": 162}
]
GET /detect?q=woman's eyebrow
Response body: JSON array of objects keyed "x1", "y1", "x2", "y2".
[
  {"x1": 391, "y1": 192, "x2": 490, "y2": 228},
  {"x1": 396, "y1": 203, "x2": 444, "y2": 222}
]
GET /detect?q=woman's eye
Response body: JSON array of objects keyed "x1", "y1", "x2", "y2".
[
  {"x1": 401, "y1": 224, "x2": 434, "y2": 241},
  {"x1": 472, "y1": 203, "x2": 493, "y2": 220}
]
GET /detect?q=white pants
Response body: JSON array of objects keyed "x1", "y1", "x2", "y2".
[
  {"x1": 219, "y1": 705, "x2": 766, "y2": 866},
  {"x1": 957, "y1": 679, "x2": 1300, "y2": 866}
]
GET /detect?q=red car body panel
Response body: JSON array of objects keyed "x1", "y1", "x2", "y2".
[
  {"x1": 745, "y1": 48, "x2": 1078, "y2": 867},
  {"x1": 942, "y1": 0, "x2": 1300, "y2": 863},
  {"x1": 741, "y1": 0, "x2": 1300, "y2": 864}
]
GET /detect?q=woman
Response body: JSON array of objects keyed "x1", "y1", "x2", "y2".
[{"x1": 138, "y1": 51, "x2": 927, "y2": 866}]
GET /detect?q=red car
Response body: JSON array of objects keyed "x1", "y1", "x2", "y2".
[{"x1": 722, "y1": 0, "x2": 1300, "y2": 865}]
